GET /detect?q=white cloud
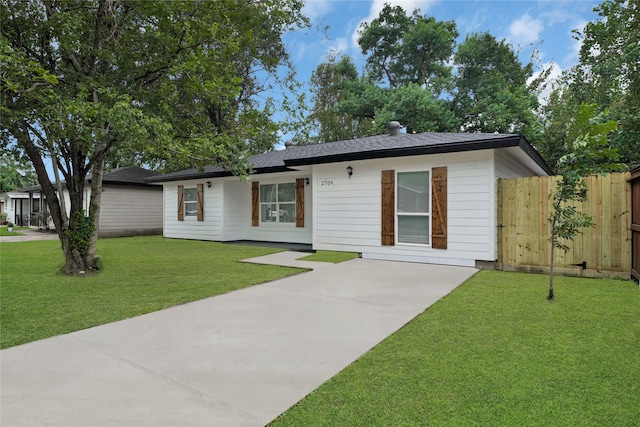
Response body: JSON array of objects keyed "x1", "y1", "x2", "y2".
[
  {"x1": 351, "y1": 0, "x2": 438, "y2": 49},
  {"x1": 508, "y1": 14, "x2": 544, "y2": 46},
  {"x1": 302, "y1": 0, "x2": 335, "y2": 21}
]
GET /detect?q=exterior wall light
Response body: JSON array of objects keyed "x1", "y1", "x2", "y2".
[
  {"x1": 347, "y1": 165, "x2": 353, "y2": 178},
  {"x1": 206, "y1": 181, "x2": 212, "y2": 188},
  {"x1": 305, "y1": 177, "x2": 310, "y2": 185}
]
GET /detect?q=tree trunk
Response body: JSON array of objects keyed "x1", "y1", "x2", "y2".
[
  {"x1": 17, "y1": 121, "x2": 99, "y2": 275},
  {"x1": 60, "y1": 233, "x2": 90, "y2": 274},
  {"x1": 84, "y1": 150, "x2": 107, "y2": 268}
]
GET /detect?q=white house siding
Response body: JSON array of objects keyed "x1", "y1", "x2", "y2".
[
  {"x1": 163, "y1": 180, "x2": 223, "y2": 241},
  {"x1": 98, "y1": 185, "x2": 163, "y2": 237},
  {"x1": 494, "y1": 147, "x2": 541, "y2": 179},
  {"x1": 162, "y1": 173, "x2": 312, "y2": 244},
  {"x1": 313, "y1": 151, "x2": 496, "y2": 267},
  {"x1": 222, "y1": 178, "x2": 249, "y2": 241},
  {"x1": 244, "y1": 172, "x2": 313, "y2": 244}
]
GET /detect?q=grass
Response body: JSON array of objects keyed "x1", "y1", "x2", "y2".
[
  {"x1": 299, "y1": 250, "x2": 359, "y2": 263},
  {"x1": 271, "y1": 271, "x2": 640, "y2": 426},
  {"x1": 0, "y1": 236, "x2": 301, "y2": 349},
  {"x1": 0, "y1": 226, "x2": 29, "y2": 236}
]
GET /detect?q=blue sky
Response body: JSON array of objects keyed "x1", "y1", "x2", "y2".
[{"x1": 284, "y1": 0, "x2": 602, "y2": 100}]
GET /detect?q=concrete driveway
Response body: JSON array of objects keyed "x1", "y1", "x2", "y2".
[{"x1": 1, "y1": 253, "x2": 477, "y2": 427}]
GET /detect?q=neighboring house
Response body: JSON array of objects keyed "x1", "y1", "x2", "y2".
[
  {"x1": 147, "y1": 126, "x2": 552, "y2": 267},
  {"x1": 0, "y1": 191, "x2": 42, "y2": 226},
  {"x1": 12, "y1": 166, "x2": 163, "y2": 237}
]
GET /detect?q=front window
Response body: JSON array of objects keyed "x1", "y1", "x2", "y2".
[
  {"x1": 260, "y1": 183, "x2": 295, "y2": 223},
  {"x1": 397, "y1": 171, "x2": 430, "y2": 244},
  {"x1": 184, "y1": 187, "x2": 197, "y2": 217}
]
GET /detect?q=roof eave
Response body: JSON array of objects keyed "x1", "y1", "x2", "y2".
[
  {"x1": 516, "y1": 138, "x2": 554, "y2": 175},
  {"x1": 144, "y1": 166, "x2": 298, "y2": 183},
  {"x1": 284, "y1": 136, "x2": 525, "y2": 167}
]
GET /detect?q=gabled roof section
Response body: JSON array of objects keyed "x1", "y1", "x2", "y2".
[{"x1": 146, "y1": 132, "x2": 552, "y2": 183}]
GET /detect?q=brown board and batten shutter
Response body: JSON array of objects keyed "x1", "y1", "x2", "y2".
[
  {"x1": 296, "y1": 178, "x2": 305, "y2": 228},
  {"x1": 196, "y1": 183, "x2": 204, "y2": 222},
  {"x1": 177, "y1": 185, "x2": 184, "y2": 221},
  {"x1": 381, "y1": 170, "x2": 395, "y2": 246},
  {"x1": 251, "y1": 181, "x2": 259, "y2": 226},
  {"x1": 431, "y1": 166, "x2": 447, "y2": 249}
]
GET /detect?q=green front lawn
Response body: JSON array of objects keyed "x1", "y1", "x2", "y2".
[
  {"x1": 0, "y1": 236, "x2": 301, "y2": 349},
  {"x1": 299, "y1": 250, "x2": 359, "y2": 263},
  {"x1": 272, "y1": 271, "x2": 640, "y2": 426},
  {"x1": 0, "y1": 226, "x2": 29, "y2": 236}
]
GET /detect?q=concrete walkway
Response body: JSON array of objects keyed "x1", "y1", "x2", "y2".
[
  {"x1": 0, "y1": 228, "x2": 58, "y2": 242},
  {"x1": 1, "y1": 254, "x2": 477, "y2": 427}
]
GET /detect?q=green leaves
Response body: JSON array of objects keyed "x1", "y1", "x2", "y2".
[
  {"x1": 558, "y1": 0, "x2": 640, "y2": 168},
  {"x1": 2, "y1": 0, "x2": 309, "y2": 272},
  {"x1": 548, "y1": 102, "x2": 623, "y2": 296},
  {"x1": 358, "y1": 4, "x2": 458, "y2": 93},
  {"x1": 556, "y1": 103, "x2": 621, "y2": 177},
  {"x1": 453, "y1": 32, "x2": 538, "y2": 137},
  {"x1": 307, "y1": 7, "x2": 539, "y2": 144}
]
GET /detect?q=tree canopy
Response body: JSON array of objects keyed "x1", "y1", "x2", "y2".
[
  {"x1": 0, "y1": 156, "x2": 38, "y2": 193},
  {"x1": 537, "y1": 0, "x2": 639, "y2": 171},
  {"x1": 306, "y1": 54, "x2": 376, "y2": 143},
  {"x1": 453, "y1": 32, "x2": 541, "y2": 139},
  {"x1": 358, "y1": 4, "x2": 458, "y2": 94},
  {"x1": 304, "y1": 5, "x2": 541, "y2": 142},
  {"x1": 303, "y1": 0, "x2": 636, "y2": 174},
  {"x1": 0, "y1": 0, "x2": 308, "y2": 274}
]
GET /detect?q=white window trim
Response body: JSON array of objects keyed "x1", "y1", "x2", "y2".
[
  {"x1": 184, "y1": 187, "x2": 198, "y2": 218},
  {"x1": 259, "y1": 182, "x2": 296, "y2": 225},
  {"x1": 396, "y1": 170, "x2": 431, "y2": 247}
]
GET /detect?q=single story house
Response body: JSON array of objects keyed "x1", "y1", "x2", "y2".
[
  {"x1": 10, "y1": 166, "x2": 163, "y2": 237},
  {"x1": 0, "y1": 191, "x2": 42, "y2": 226},
  {"x1": 147, "y1": 126, "x2": 552, "y2": 267}
]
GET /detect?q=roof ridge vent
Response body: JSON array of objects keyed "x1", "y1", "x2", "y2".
[{"x1": 388, "y1": 121, "x2": 401, "y2": 136}]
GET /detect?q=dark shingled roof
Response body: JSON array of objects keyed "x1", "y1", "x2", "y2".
[
  {"x1": 16, "y1": 166, "x2": 159, "y2": 192},
  {"x1": 147, "y1": 132, "x2": 552, "y2": 183},
  {"x1": 100, "y1": 166, "x2": 160, "y2": 184}
]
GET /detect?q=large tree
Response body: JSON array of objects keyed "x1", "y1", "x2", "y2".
[
  {"x1": 570, "y1": 0, "x2": 638, "y2": 167},
  {"x1": 358, "y1": 3, "x2": 458, "y2": 94},
  {"x1": 306, "y1": 4, "x2": 459, "y2": 138},
  {"x1": 1, "y1": 0, "x2": 307, "y2": 274},
  {"x1": 537, "y1": 0, "x2": 639, "y2": 171},
  {"x1": 453, "y1": 32, "x2": 542, "y2": 140},
  {"x1": 306, "y1": 54, "x2": 377, "y2": 143}
]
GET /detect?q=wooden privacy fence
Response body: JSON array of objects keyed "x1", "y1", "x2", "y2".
[
  {"x1": 630, "y1": 166, "x2": 640, "y2": 281},
  {"x1": 497, "y1": 172, "x2": 632, "y2": 278}
]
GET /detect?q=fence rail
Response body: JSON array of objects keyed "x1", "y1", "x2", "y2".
[{"x1": 497, "y1": 172, "x2": 632, "y2": 278}]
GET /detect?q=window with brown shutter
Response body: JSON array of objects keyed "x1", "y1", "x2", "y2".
[
  {"x1": 296, "y1": 178, "x2": 305, "y2": 228},
  {"x1": 177, "y1": 185, "x2": 184, "y2": 221},
  {"x1": 251, "y1": 181, "x2": 259, "y2": 226},
  {"x1": 196, "y1": 183, "x2": 204, "y2": 222},
  {"x1": 431, "y1": 166, "x2": 448, "y2": 249},
  {"x1": 397, "y1": 171, "x2": 430, "y2": 244},
  {"x1": 381, "y1": 170, "x2": 395, "y2": 245}
]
